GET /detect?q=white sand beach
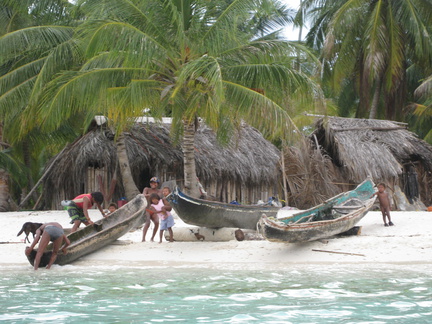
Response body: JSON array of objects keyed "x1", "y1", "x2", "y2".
[{"x1": 2, "y1": 209, "x2": 431, "y2": 270}]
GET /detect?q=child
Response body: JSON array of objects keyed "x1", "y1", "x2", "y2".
[
  {"x1": 162, "y1": 186, "x2": 171, "y2": 198},
  {"x1": 25, "y1": 222, "x2": 71, "y2": 270},
  {"x1": 142, "y1": 177, "x2": 163, "y2": 242},
  {"x1": 62, "y1": 192, "x2": 106, "y2": 232},
  {"x1": 371, "y1": 183, "x2": 394, "y2": 226},
  {"x1": 107, "y1": 202, "x2": 118, "y2": 214},
  {"x1": 148, "y1": 193, "x2": 174, "y2": 243}
]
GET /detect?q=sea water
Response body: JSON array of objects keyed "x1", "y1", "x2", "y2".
[{"x1": 0, "y1": 264, "x2": 431, "y2": 323}]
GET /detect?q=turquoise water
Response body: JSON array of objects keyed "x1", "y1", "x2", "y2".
[{"x1": 1, "y1": 264, "x2": 431, "y2": 323}]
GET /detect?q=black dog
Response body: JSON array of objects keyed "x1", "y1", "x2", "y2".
[{"x1": 17, "y1": 222, "x2": 43, "y2": 243}]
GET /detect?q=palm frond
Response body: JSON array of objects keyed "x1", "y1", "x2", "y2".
[{"x1": 0, "y1": 26, "x2": 73, "y2": 64}]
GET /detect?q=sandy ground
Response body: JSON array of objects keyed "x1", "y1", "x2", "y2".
[{"x1": 1, "y1": 209, "x2": 432, "y2": 270}]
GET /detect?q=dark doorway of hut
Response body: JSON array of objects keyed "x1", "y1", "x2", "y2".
[
  {"x1": 402, "y1": 164, "x2": 419, "y2": 204},
  {"x1": 138, "y1": 169, "x2": 153, "y2": 193}
]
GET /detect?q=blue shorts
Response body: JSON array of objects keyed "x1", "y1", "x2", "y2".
[
  {"x1": 160, "y1": 215, "x2": 175, "y2": 230},
  {"x1": 44, "y1": 225, "x2": 64, "y2": 242}
]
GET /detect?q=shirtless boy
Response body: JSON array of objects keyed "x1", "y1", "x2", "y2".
[{"x1": 372, "y1": 183, "x2": 394, "y2": 226}]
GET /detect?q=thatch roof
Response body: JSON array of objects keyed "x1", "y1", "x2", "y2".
[
  {"x1": 43, "y1": 121, "x2": 281, "y2": 204},
  {"x1": 312, "y1": 117, "x2": 432, "y2": 182}
]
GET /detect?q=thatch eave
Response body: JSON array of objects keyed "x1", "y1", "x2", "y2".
[
  {"x1": 313, "y1": 117, "x2": 432, "y2": 182},
  {"x1": 43, "y1": 121, "x2": 281, "y2": 203}
]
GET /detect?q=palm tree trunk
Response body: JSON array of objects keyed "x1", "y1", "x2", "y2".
[
  {"x1": 116, "y1": 132, "x2": 140, "y2": 201},
  {"x1": 295, "y1": 0, "x2": 303, "y2": 72},
  {"x1": 182, "y1": 119, "x2": 201, "y2": 198},
  {"x1": 369, "y1": 81, "x2": 381, "y2": 119}
]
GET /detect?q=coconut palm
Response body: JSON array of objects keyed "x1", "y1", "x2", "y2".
[
  {"x1": 24, "y1": 0, "x2": 320, "y2": 198},
  {"x1": 306, "y1": 0, "x2": 432, "y2": 120},
  {"x1": 411, "y1": 74, "x2": 432, "y2": 144},
  {"x1": 0, "y1": 0, "x2": 81, "y2": 209}
]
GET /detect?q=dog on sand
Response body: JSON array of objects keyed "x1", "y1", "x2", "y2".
[
  {"x1": 17, "y1": 222, "x2": 43, "y2": 243},
  {"x1": 189, "y1": 229, "x2": 205, "y2": 241}
]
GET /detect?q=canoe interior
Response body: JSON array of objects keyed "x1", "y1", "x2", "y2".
[
  {"x1": 27, "y1": 194, "x2": 147, "y2": 267},
  {"x1": 277, "y1": 178, "x2": 375, "y2": 225},
  {"x1": 167, "y1": 187, "x2": 280, "y2": 229}
]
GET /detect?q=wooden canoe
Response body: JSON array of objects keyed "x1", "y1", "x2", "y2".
[
  {"x1": 27, "y1": 194, "x2": 147, "y2": 267},
  {"x1": 166, "y1": 187, "x2": 280, "y2": 230},
  {"x1": 257, "y1": 178, "x2": 376, "y2": 243}
]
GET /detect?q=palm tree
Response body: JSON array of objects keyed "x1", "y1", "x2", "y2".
[
  {"x1": 0, "y1": 0, "x2": 80, "y2": 209},
  {"x1": 306, "y1": 0, "x2": 432, "y2": 120},
  {"x1": 24, "y1": 0, "x2": 319, "y2": 198},
  {"x1": 411, "y1": 74, "x2": 432, "y2": 143}
]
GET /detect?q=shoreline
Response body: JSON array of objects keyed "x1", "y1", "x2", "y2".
[{"x1": 2, "y1": 210, "x2": 431, "y2": 270}]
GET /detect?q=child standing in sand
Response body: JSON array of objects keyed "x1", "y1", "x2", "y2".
[
  {"x1": 148, "y1": 193, "x2": 174, "y2": 243},
  {"x1": 372, "y1": 183, "x2": 394, "y2": 227},
  {"x1": 142, "y1": 177, "x2": 163, "y2": 242}
]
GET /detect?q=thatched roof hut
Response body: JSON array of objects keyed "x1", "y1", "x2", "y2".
[
  {"x1": 42, "y1": 119, "x2": 281, "y2": 209},
  {"x1": 311, "y1": 117, "x2": 432, "y2": 207}
]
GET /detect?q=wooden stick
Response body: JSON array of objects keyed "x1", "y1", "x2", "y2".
[
  {"x1": 19, "y1": 146, "x2": 68, "y2": 208},
  {"x1": 0, "y1": 242, "x2": 24, "y2": 244},
  {"x1": 32, "y1": 191, "x2": 43, "y2": 210},
  {"x1": 312, "y1": 249, "x2": 365, "y2": 257}
]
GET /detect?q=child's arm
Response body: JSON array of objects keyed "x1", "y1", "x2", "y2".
[
  {"x1": 25, "y1": 227, "x2": 42, "y2": 255},
  {"x1": 96, "y1": 202, "x2": 107, "y2": 218},
  {"x1": 61, "y1": 235, "x2": 71, "y2": 255},
  {"x1": 162, "y1": 198, "x2": 172, "y2": 212},
  {"x1": 82, "y1": 196, "x2": 94, "y2": 224}
]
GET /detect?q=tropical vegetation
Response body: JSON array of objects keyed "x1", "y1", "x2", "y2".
[{"x1": 1, "y1": 0, "x2": 432, "y2": 210}]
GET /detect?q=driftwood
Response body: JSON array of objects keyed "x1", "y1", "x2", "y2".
[{"x1": 312, "y1": 249, "x2": 365, "y2": 257}]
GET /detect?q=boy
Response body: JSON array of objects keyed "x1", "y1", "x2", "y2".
[
  {"x1": 62, "y1": 192, "x2": 106, "y2": 232},
  {"x1": 372, "y1": 183, "x2": 394, "y2": 226}
]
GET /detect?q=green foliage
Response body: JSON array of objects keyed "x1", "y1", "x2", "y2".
[
  {"x1": 26, "y1": 0, "x2": 321, "y2": 144},
  {"x1": 305, "y1": 0, "x2": 432, "y2": 121}
]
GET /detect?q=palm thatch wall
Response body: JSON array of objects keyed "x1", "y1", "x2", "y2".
[
  {"x1": 42, "y1": 120, "x2": 281, "y2": 209},
  {"x1": 311, "y1": 117, "x2": 432, "y2": 207},
  {"x1": 282, "y1": 140, "x2": 341, "y2": 209}
]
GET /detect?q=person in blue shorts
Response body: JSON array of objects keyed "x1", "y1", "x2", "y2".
[{"x1": 25, "y1": 222, "x2": 70, "y2": 270}]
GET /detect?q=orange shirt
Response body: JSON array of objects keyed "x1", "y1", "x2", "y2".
[{"x1": 72, "y1": 194, "x2": 93, "y2": 209}]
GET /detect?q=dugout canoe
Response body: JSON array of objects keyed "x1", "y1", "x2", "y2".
[
  {"x1": 166, "y1": 187, "x2": 280, "y2": 230},
  {"x1": 257, "y1": 178, "x2": 376, "y2": 243},
  {"x1": 27, "y1": 194, "x2": 147, "y2": 267}
]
